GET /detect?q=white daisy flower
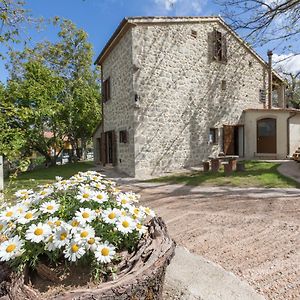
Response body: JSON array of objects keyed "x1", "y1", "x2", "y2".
[
  {"x1": 135, "y1": 222, "x2": 148, "y2": 236},
  {"x1": 74, "y1": 225, "x2": 95, "y2": 243},
  {"x1": 93, "y1": 191, "x2": 109, "y2": 204},
  {"x1": 116, "y1": 216, "x2": 135, "y2": 234},
  {"x1": 55, "y1": 176, "x2": 63, "y2": 181},
  {"x1": 0, "y1": 236, "x2": 24, "y2": 261},
  {"x1": 90, "y1": 182, "x2": 106, "y2": 190},
  {"x1": 140, "y1": 206, "x2": 156, "y2": 218},
  {"x1": 94, "y1": 242, "x2": 116, "y2": 264},
  {"x1": 76, "y1": 188, "x2": 94, "y2": 203},
  {"x1": 46, "y1": 217, "x2": 65, "y2": 228},
  {"x1": 37, "y1": 187, "x2": 53, "y2": 199},
  {"x1": 102, "y1": 208, "x2": 121, "y2": 225},
  {"x1": 40, "y1": 200, "x2": 60, "y2": 214},
  {"x1": 18, "y1": 209, "x2": 39, "y2": 224},
  {"x1": 85, "y1": 236, "x2": 101, "y2": 251},
  {"x1": 45, "y1": 235, "x2": 56, "y2": 251},
  {"x1": 15, "y1": 189, "x2": 33, "y2": 199},
  {"x1": 63, "y1": 241, "x2": 86, "y2": 262},
  {"x1": 68, "y1": 218, "x2": 81, "y2": 233},
  {"x1": 0, "y1": 207, "x2": 17, "y2": 222},
  {"x1": 116, "y1": 193, "x2": 133, "y2": 208},
  {"x1": 129, "y1": 206, "x2": 146, "y2": 221},
  {"x1": 15, "y1": 204, "x2": 29, "y2": 216},
  {"x1": 75, "y1": 208, "x2": 96, "y2": 224},
  {"x1": 25, "y1": 223, "x2": 51, "y2": 243},
  {"x1": 53, "y1": 226, "x2": 71, "y2": 249}
]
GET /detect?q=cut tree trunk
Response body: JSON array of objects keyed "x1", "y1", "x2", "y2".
[{"x1": 0, "y1": 217, "x2": 175, "y2": 300}]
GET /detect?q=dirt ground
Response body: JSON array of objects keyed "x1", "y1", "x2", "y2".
[{"x1": 123, "y1": 183, "x2": 300, "y2": 300}]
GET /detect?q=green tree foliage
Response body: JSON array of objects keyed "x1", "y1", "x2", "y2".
[{"x1": 5, "y1": 19, "x2": 101, "y2": 165}]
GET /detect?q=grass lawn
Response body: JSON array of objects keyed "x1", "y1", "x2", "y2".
[
  {"x1": 148, "y1": 161, "x2": 300, "y2": 188},
  {"x1": 4, "y1": 161, "x2": 94, "y2": 200}
]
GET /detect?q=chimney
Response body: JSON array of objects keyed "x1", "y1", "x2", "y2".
[{"x1": 267, "y1": 50, "x2": 273, "y2": 109}]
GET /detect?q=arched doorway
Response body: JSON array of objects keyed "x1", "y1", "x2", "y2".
[{"x1": 257, "y1": 118, "x2": 276, "y2": 153}]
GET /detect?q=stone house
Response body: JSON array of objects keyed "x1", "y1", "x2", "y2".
[{"x1": 93, "y1": 16, "x2": 300, "y2": 178}]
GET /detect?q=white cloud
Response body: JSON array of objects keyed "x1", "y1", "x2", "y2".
[
  {"x1": 273, "y1": 53, "x2": 300, "y2": 75},
  {"x1": 151, "y1": 0, "x2": 206, "y2": 15}
]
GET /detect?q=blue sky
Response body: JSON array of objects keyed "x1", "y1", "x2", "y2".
[{"x1": 0, "y1": 0, "x2": 298, "y2": 82}]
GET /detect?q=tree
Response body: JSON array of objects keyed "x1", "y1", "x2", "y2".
[
  {"x1": 5, "y1": 60, "x2": 65, "y2": 165},
  {"x1": 218, "y1": 0, "x2": 300, "y2": 54},
  {"x1": 284, "y1": 71, "x2": 300, "y2": 108},
  {"x1": 6, "y1": 19, "x2": 101, "y2": 163}
]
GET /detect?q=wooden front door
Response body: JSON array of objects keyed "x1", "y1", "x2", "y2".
[
  {"x1": 257, "y1": 118, "x2": 276, "y2": 153},
  {"x1": 223, "y1": 125, "x2": 235, "y2": 155},
  {"x1": 100, "y1": 130, "x2": 117, "y2": 166}
]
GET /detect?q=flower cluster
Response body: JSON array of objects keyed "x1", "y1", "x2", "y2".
[{"x1": 0, "y1": 171, "x2": 155, "y2": 271}]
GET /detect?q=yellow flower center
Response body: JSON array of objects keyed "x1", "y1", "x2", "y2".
[
  {"x1": 17, "y1": 208, "x2": 23, "y2": 213},
  {"x1": 40, "y1": 191, "x2": 47, "y2": 195},
  {"x1": 122, "y1": 221, "x2": 130, "y2": 228},
  {"x1": 71, "y1": 220, "x2": 79, "y2": 227},
  {"x1": 60, "y1": 232, "x2": 67, "y2": 240},
  {"x1": 108, "y1": 212, "x2": 115, "y2": 220},
  {"x1": 134, "y1": 208, "x2": 139, "y2": 214},
  {"x1": 47, "y1": 205, "x2": 54, "y2": 210},
  {"x1": 71, "y1": 244, "x2": 79, "y2": 253},
  {"x1": 97, "y1": 194, "x2": 103, "y2": 200},
  {"x1": 34, "y1": 228, "x2": 43, "y2": 236},
  {"x1": 25, "y1": 212, "x2": 33, "y2": 219},
  {"x1": 83, "y1": 193, "x2": 89, "y2": 199},
  {"x1": 55, "y1": 220, "x2": 61, "y2": 226},
  {"x1": 88, "y1": 238, "x2": 95, "y2": 245},
  {"x1": 80, "y1": 231, "x2": 89, "y2": 238},
  {"x1": 145, "y1": 208, "x2": 151, "y2": 214},
  {"x1": 6, "y1": 244, "x2": 16, "y2": 253},
  {"x1": 137, "y1": 224, "x2": 142, "y2": 229},
  {"x1": 121, "y1": 199, "x2": 127, "y2": 205},
  {"x1": 5, "y1": 211, "x2": 13, "y2": 217},
  {"x1": 82, "y1": 212, "x2": 90, "y2": 219},
  {"x1": 0, "y1": 224, "x2": 3, "y2": 231},
  {"x1": 101, "y1": 247, "x2": 110, "y2": 256},
  {"x1": 95, "y1": 209, "x2": 101, "y2": 214}
]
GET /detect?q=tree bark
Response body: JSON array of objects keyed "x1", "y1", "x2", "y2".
[{"x1": 0, "y1": 217, "x2": 175, "y2": 300}]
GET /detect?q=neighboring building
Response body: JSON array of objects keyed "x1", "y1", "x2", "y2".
[{"x1": 93, "y1": 16, "x2": 300, "y2": 178}]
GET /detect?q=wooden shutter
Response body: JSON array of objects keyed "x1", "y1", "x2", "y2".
[
  {"x1": 100, "y1": 132, "x2": 106, "y2": 165},
  {"x1": 212, "y1": 30, "x2": 218, "y2": 61},
  {"x1": 107, "y1": 78, "x2": 111, "y2": 101},
  {"x1": 223, "y1": 125, "x2": 234, "y2": 155},
  {"x1": 221, "y1": 35, "x2": 227, "y2": 62},
  {"x1": 112, "y1": 130, "x2": 117, "y2": 166}
]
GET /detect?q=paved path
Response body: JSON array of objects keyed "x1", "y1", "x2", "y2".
[
  {"x1": 278, "y1": 160, "x2": 300, "y2": 183},
  {"x1": 96, "y1": 165, "x2": 300, "y2": 299}
]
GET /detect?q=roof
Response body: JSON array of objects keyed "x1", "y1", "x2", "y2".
[
  {"x1": 94, "y1": 16, "x2": 284, "y2": 83},
  {"x1": 244, "y1": 108, "x2": 300, "y2": 113}
]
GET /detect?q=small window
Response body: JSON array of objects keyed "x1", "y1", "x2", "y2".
[
  {"x1": 221, "y1": 80, "x2": 226, "y2": 90},
  {"x1": 259, "y1": 89, "x2": 266, "y2": 103},
  {"x1": 102, "y1": 77, "x2": 111, "y2": 102},
  {"x1": 209, "y1": 128, "x2": 218, "y2": 144},
  {"x1": 212, "y1": 29, "x2": 227, "y2": 62},
  {"x1": 119, "y1": 130, "x2": 128, "y2": 143},
  {"x1": 191, "y1": 30, "x2": 197, "y2": 38}
]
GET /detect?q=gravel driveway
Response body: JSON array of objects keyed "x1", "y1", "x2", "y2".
[{"x1": 122, "y1": 183, "x2": 300, "y2": 300}]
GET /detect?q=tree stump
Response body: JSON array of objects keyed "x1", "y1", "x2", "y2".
[{"x1": 0, "y1": 217, "x2": 175, "y2": 300}]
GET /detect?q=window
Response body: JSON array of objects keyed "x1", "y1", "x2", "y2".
[
  {"x1": 191, "y1": 30, "x2": 197, "y2": 38},
  {"x1": 259, "y1": 89, "x2": 266, "y2": 103},
  {"x1": 102, "y1": 77, "x2": 111, "y2": 102},
  {"x1": 209, "y1": 128, "x2": 218, "y2": 144},
  {"x1": 221, "y1": 80, "x2": 227, "y2": 90},
  {"x1": 119, "y1": 130, "x2": 128, "y2": 143},
  {"x1": 212, "y1": 30, "x2": 227, "y2": 62}
]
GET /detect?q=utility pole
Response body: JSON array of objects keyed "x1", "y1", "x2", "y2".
[{"x1": 267, "y1": 50, "x2": 273, "y2": 109}]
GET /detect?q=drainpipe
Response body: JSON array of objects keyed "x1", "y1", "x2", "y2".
[
  {"x1": 287, "y1": 112, "x2": 297, "y2": 157},
  {"x1": 267, "y1": 50, "x2": 273, "y2": 109}
]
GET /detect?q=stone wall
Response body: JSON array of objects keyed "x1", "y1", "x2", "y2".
[
  {"x1": 132, "y1": 21, "x2": 267, "y2": 178},
  {"x1": 102, "y1": 29, "x2": 135, "y2": 176}
]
